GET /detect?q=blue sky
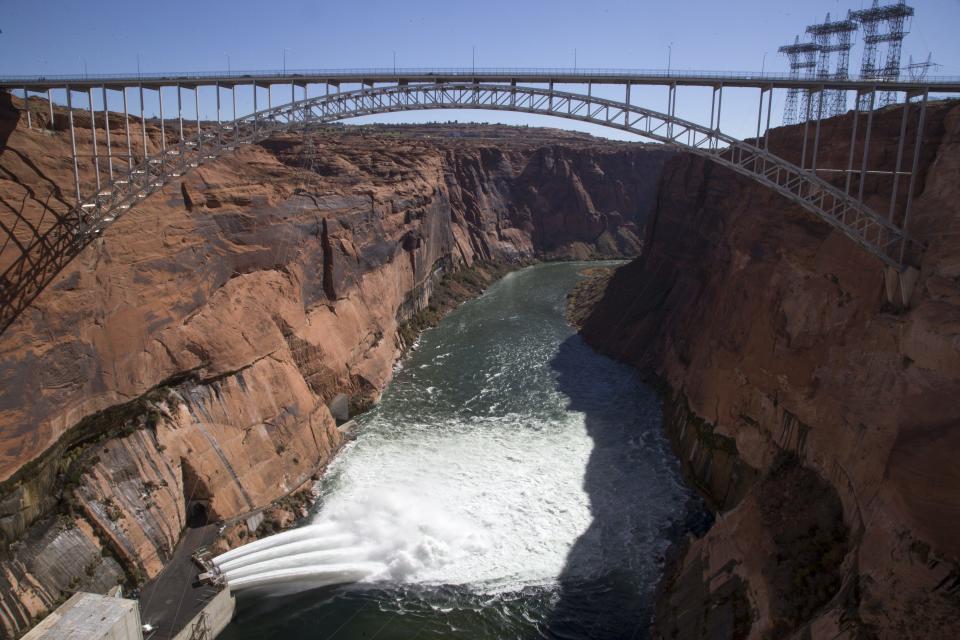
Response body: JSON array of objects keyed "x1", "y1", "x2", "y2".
[{"x1": 1, "y1": 0, "x2": 957, "y2": 140}]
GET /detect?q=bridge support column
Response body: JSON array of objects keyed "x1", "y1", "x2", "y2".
[
  {"x1": 857, "y1": 90, "x2": 877, "y2": 203},
  {"x1": 88, "y1": 88, "x2": 100, "y2": 193},
  {"x1": 668, "y1": 84, "x2": 676, "y2": 138},
  {"x1": 253, "y1": 82, "x2": 258, "y2": 136},
  {"x1": 764, "y1": 86, "x2": 772, "y2": 150},
  {"x1": 47, "y1": 88, "x2": 54, "y2": 131},
  {"x1": 216, "y1": 81, "x2": 222, "y2": 147},
  {"x1": 65, "y1": 85, "x2": 82, "y2": 205},
  {"x1": 888, "y1": 91, "x2": 911, "y2": 222},
  {"x1": 139, "y1": 84, "x2": 147, "y2": 161},
  {"x1": 158, "y1": 86, "x2": 166, "y2": 153},
  {"x1": 844, "y1": 90, "x2": 861, "y2": 195},
  {"x1": 714, "y1": 85, "x2": 724, "y2": 150},
  {"x1": 811, "y1": 87, "x2": 824, "y2": 173},
  {"x1": 709, "y1": 86, "x2": 717, "y2": 149},
  {"x1": 177, "y1": 83, "x2": 184, "y2": 144},
  {"x1": 195, "y1": 86, "x2": 202, "y2": 151},
  {"x1": 102, "y1": 86, "x2": 113, "y2": 181},
  {"x1": 755, "y1": 87, "x2": 764, "y2": 141},
  {"x1": 123, "y1": 88, "x2": 131, "y2": 172},
  {"x1": 800, "y1": 90, "x2": 811, "y2": 169},
  {"x1": 624, "y1": 82, "x2": 630, "y2": 126},
  {"x1": 900, "y1": 89, "x2": 928, "y2": 265},
  {"x1": 717, "y1": 85, "x2": 723, "y2": 128}
]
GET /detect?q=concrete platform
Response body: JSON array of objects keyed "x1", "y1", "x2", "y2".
[
  {"x1": 23, "y1": 593, "x2": 142, "y2": 640},
  {"x1": 139, "y1": 525, "x2": 220, "y2": 640}
]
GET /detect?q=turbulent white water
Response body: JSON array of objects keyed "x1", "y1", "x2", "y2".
[
  {"x1": 309, "y1": 412, "x2": 594, "y2": 589},
  {"x1": 219, "y1": 263, "x2": 706, "y2": 638}
]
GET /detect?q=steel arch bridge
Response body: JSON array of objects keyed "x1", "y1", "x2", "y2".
[{"x1": 1, "y1": 71, "x2": 953, "y2": 334}]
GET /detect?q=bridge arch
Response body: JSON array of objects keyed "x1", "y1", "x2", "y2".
[
  {"x1": 0, "y1": 81, "x2": 904, "y2": 333},
  {"x1": 282, "y1": 83, "x2": 901, "y2": 261}
]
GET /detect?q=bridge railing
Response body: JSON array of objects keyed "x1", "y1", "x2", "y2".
[{"x1": 3, "y1": 67, "x2": 960, "y2": 88}]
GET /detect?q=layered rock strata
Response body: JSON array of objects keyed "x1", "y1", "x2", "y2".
[
  {"x1": 575, "y1": 101, "x2": 960, "y2": 639},
  {"x1": 0, "y1": 93, "x2": 671, "y2": 637}
]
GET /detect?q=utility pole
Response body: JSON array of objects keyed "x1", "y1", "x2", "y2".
[
  {"x1": 667, "y1": 42, "x2": 673, "y2": 75},
  {"x1": 779, "y1": 35, "x2": 819, "y2": 124},
  {"x1": 472, "y1": 46, "x2": 475, "y2": 74},
  {"x1": 806, "y1": 13, "x2": 857, "y2": 117},
  {"x1": 850, "y1": 0, "x2": 915, "y2": 108}
]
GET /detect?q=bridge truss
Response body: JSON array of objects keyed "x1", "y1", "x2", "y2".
[{"x1": 2, "y1": 69, "x2": 959, "y2": 334}]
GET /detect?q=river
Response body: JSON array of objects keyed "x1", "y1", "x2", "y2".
[{"x1": 220, "y1": 262, "x2": 708, "y2": 639}]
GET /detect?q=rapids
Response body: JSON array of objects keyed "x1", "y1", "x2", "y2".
[{"x1": 219, "y1": 262, "x2": 708, "y2": 639}]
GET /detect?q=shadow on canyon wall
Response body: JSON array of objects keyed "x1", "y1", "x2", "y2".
[
  {"x1": 0, "y1": 93, "x2": 18, "y2": 149},
  {"x1": 540, "y1": 334, "x2": 711, "y2": 640}
]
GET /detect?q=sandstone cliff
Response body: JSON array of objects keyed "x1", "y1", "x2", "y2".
[
  {"x1": 0, "y1": 93, "x2": 671, "y2": 636},
  {"x1": 574, "y1": 101, "x2": 960, "y2": 639}
]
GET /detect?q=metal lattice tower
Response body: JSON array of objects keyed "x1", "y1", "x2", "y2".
[
  {"x1": 297, "y1": 129, "x2": 321, "y2": 187},
  {"x1": 806, "y1": 12, "x2": 858, "y2": 117},
  {"x1": 905, "y1": 53, "x2": 938, "y2": 82},
  {"x1": 779, "y1": 36, "x2": 820, "y2": 124},
  {"x1": 850, "y1": 0, "x2": 915, "y2": 108}
]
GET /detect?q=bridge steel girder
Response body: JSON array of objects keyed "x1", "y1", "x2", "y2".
[
  {"x1": 0, "y1": 81, "x2": 906, "y2": 336},
  {"x1": 4, "y1": 69, "x2": 960, "y2": 93}
]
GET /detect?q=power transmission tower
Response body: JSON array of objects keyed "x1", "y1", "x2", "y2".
[
  {"x1": 850, "y1": 0, "x2": 915, "y2": 108},
  {"x1": 905, "y1": 53, "x2": 938, "y2": 82},
  {"x1": 806, "y1": 12, "x2": 858, "y2": 117},
  {"x1": 779, "y1": 35, "x2": 820, "y2": 125}
]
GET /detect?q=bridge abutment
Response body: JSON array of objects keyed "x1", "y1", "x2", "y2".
[{"x1": 884, "y1": 265, "x2": 919, "y2": 308}]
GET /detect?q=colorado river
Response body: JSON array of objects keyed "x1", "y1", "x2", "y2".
[{"x1": 220, "y1": 262, "x2": 708, "y2": 639}]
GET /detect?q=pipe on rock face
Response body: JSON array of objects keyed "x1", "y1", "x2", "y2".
[
  {"x1": 217, "y1": 534, "x2": 359, "y2": 572},
  {"x1": 226, "y1": 562, "x2": 386, "y2": 592},
  {"x1": 222, "y1": 546, "x2": 378, "y2": 581},
  {"x1": 212, "y1": 522, "x2": 339, "y2": 566}
]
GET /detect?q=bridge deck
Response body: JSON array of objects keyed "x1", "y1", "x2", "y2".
[{"x1": 3, "y1": 68, "x2": 960, "y2": 92}]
